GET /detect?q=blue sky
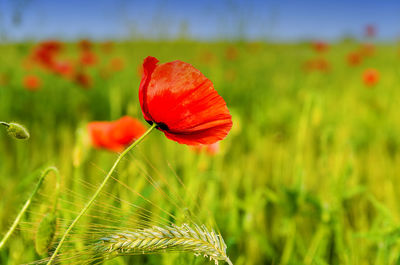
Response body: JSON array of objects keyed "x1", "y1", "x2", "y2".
[{"x1": 0, "y1": 0, "x2": 399, "y2": 41}]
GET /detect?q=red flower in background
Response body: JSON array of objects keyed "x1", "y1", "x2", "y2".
[
  {"x1": 312, "y1": 41, "x2": 329, "y2": 53},
  {"x1": 75, "y1": 72, "x2": 92, "y2": 88},
  {"x1": 31, "y1": 40, "x2": 62, "y2": 69},
  {"x1": 139, "y1": 56, "x2": 232, "y2": 145},
  {"x1": 109, "y1": 57, "x2": 125, "y2": 71},
  {"x1": 303, "y1": 58, "x2": 331, "y2": 72},
  {"x1": 53, "y1": 60, "x2": 74, "y2": 78},
  {"x1": 225, "y1": 46, "x2": 238, "y2": 61},
  {"x1": 363, "y1": 68, "x2": 379, "y2": 87},
  {"x1": 88, "y1": 116, "x2": 147, "y2": 152},
  {"x1": 80, "y1": 51, "x2": 98, "y2": 66},
  {"x1": 347, "y1": 52, "x2": 362, "y2": 66},
  {"x1": 23, "y1": 75, "x2": 41, "y2": 91},
  {"x1": 109, "y1": 116, "x2": 146, "y2": 146},
  {"x1": 78, "y1": 39, "x2": 93, "y2": 51}
]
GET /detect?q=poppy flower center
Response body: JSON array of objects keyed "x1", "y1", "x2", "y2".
[{"x1": 146, "y1": 120, "x2": 169, "y2": 131}]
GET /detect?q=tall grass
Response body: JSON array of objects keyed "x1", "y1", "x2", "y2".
[{"x1": 1, "y1": 41, "x2": 400, "y2": 264}]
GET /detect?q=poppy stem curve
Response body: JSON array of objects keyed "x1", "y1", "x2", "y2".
[
  {"x1": 46, "y1": 122, "x2": 157, "y2": 265},
  {"x1": 0, "y1": 121, "x2": 9, "y2": 128},
  {"x1": 0, "y1": 166, "x2": 60, "y2": 250}
]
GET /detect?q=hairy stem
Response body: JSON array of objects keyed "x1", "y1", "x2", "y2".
[
  {"x1": 46, "y1": 123, "x2": 157, "y2": 264},
  {"x1": 0, "y1": 121, "x2": 9, "y2": 128},
  {"x1": 0, "y1": 166, "x2": 61, "y2": 249}
]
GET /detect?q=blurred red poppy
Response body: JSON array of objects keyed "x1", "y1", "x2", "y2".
[
  {"x1": 53, "y1": 60, "x2": 74, "y2": 78},
  {"x1": 303, "y1": 58, "x2": 331, "y2": 72},
  {"x1": 109, "y1": 57, "x2": 125, "y2": 71},
  {"x1": 363, "y1": 68, "x2": 379, "y2": 87},
  {"x1": 78, "y1": 39, "x2": 93, "y2": 51},
  {"x1": 75, "y1": 72, "x2": 92, "y2": 88},
  {"x1": 41, "y1": 40, "x2": 62, "y2": 52},
  {"x1": 30, "y1": 41, "x2": 62, "y2": 69},
  {"x1": 80, "y1": 51, "x2": 98, "y2": 66},
  {"x1": 88, "y1": 116, "x2": 146, "y2": 152},
  {"x1": 312, "y1": 41, "x2": 329, "y2": 53},
  {"x1": 23, "y1": 75, "x2": 41, "y2": 91},
  {"x1": 225, "y1": 46, "x2": 238, "y2": 61},
  {"x1": 109, "y1": 116, "x2": 146, "y2": 145},
  {"x1": 139, "y1": 56, "x2": 232, "y2": 145},
  {"x1": 347, "y1": 52, "x2": 362, "y2": 66}
]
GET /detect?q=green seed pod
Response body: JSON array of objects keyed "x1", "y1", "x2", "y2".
[
  {"x1": 35, "y1": 212, "x2": 57, "y2": 256},
  {"x1": 7, "y1": 122, "x2": 30, "y2": 140}
]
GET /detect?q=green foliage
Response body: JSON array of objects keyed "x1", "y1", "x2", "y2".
[{"x1": 1, "y1": 41, "x2": 400, "y2": 265}]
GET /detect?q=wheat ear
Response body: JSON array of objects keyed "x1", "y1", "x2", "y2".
[{"x1": 94, "y1": 223, "x2": 233, "y2": 265}]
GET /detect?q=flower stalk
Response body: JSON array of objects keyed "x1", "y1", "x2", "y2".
[
  {"x1": 46, "y1": 123, "x2": 157, "y2": 264},
  {"x1": 0, "y1": 166, "x2": 60, "y2": 249}
]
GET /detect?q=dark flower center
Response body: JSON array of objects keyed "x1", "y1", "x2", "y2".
[{"x1": 146, "y1": 120, "x2": 169, "y2": 131}]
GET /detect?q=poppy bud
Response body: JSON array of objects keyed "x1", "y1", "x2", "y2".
[{"x1": 4, "y1": 122, "x2": 30, "y2": 140}]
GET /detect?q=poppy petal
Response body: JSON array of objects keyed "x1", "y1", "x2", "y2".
[
  {"x1": 139, "y1": 57, "x2": 232, "y2": 145},
  {"x1": 109, "y1": 116, "x2": 147, "y2": 145},
  {"x1": 139, "y1": 56, "x2": 159, "y2": 122},
  {"x1": 88, "y1": 122, "x2": 120, "y2": 150}
]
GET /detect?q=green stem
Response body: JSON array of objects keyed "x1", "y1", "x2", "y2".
[
  {"x1": 0, "y1": 166, "x2": 61, "y2": 249},
  {"x1": 0, "y1": 121, "x2": 9, "y2": 128},
  {"x1": 46, "y1": 123, "x2": 157, "y2": 265}
]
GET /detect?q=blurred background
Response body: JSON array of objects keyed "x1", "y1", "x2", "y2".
[
  {"x1": 0, "y1": 0, "x2": 400, "y2": 41},
  {"x1": 1, "y1": 0, "x2": 400, "y2": 265}
]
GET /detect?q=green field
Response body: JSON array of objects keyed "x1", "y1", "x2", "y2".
[{"x1": 1, "y1": 41, "x2": 400, "y2": 265}]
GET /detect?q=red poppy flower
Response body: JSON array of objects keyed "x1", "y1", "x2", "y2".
[
  {"x1": 225, "y1": 46, "x2": 238, "y2": 61},
  {"x1": 109, "y1": 57, "x2": 125, "y2": 71},
  {"x1": 53, "y1": 60, "x2": 74, "y2": 78},
  {"x1": 347, "y1": 52, "x2": 362, "y2": 66},
  {"x1": 78, "y1": 39, "x2": 92, "y2": 51},
  {"x1": 139, "y1": 56, "x2": 232, "y2": 145},
  {"x1": 80, "y1": 51, "x2": 98, "y2": 66},
  {"x1": 303, "y1": 58, "x2": 331, "y2": 72},
  {"x1": 30, "y1": 40, "x2": 62, "y2": 69},
  {"x1": 363, "y1": 68, "x2": 379, "y2": 87},
  {"x1": 75, "y1": 72, "x2": 92, "y2": 88},
  {"x1": 23, "y1": 75, "x2": 41, "y2": 91},
  {"x1": 88, "y1": 116, "x2": 147, "y2": 152},
  {"x1": 312, "y1": 41, "x2": 329, "y2": 53},
  {"x1": 88, "y1": 122, "x2": 115, "y2": 150}
]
